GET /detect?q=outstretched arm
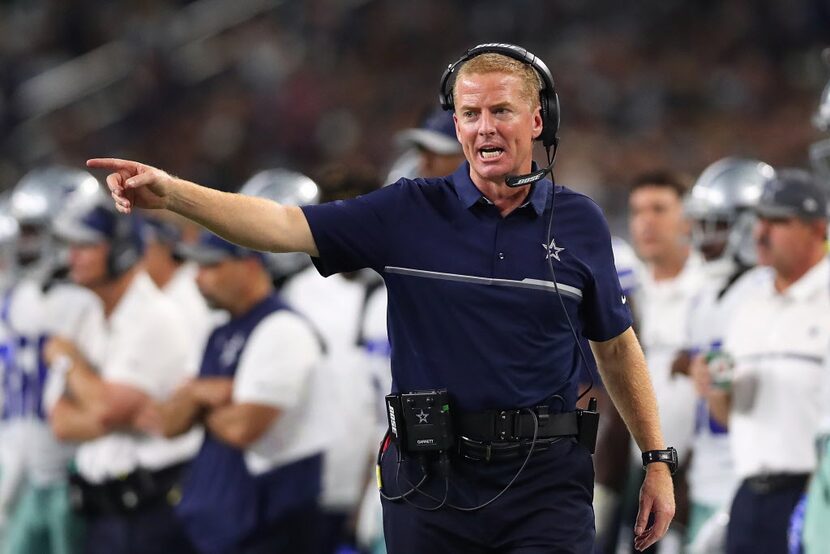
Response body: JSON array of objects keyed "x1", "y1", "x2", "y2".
[
  {"x1": 86, "y1": 158, "x2": 318, "y2": 256},
  {"x1": 590, "y1": 327, "x2": 675, "y2": 552}
]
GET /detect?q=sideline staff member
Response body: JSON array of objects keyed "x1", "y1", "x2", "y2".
[
  {"x1": 90, "y1": 43, "x2": 675, "y2": 553},
  {"x1": 148, "y1": 232, "x2": 326, "y2": 553},
  {"x1": 694, "y1": 169, "x2": 830, "y2": 554}
]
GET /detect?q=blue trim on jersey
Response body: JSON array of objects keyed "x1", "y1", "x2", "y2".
[
  {"x1": 1, "y1": 285, "x2": 51, "y2": 421},
  {"x1": 695, "y1": 399, "x2": 728, "y2": 435},
  {"x1": 364, "y1": 338, "x2": 391, "y2": 358}
]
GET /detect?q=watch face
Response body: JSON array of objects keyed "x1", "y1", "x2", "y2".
[{"x1": 642, "y1": 448, "x2": 678, "y2": 474}]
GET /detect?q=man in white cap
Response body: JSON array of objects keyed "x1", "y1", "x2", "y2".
[{"x1": 695, "y1": 169, "x2": 830, "y2": 554}]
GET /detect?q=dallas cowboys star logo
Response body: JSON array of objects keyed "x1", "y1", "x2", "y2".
[
  {"x1": 542, "y1": 238, "x2": 565, "y2": 261},
  {"x1": 220, "y1": 333, "x2": 246, "y2": 366},
  {"x1": 415, "y1": 409, "x2": 429, "y2": 424}
]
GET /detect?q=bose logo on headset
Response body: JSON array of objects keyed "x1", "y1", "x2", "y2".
[{"x1": 438, "y1": 43, "x2": 561, "y2": 149}]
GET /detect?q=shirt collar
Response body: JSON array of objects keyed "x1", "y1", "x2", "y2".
[
  {"x1": 776, "y1": 255, "x2": 830, "y2": 301},
  {"x1": 451, "y1": 161, "x2": 550, "y2": 216}
]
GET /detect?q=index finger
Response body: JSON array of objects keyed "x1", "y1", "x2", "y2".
[
  {"x1": 86, "y1": 158, "x2": 142, "y2": 172},
  {"x1": 634, "y1": 511, "x2": 671, "y2": 551},
  {"x1": 634, "y1": 494, "x2": 653, "y2": 536}
]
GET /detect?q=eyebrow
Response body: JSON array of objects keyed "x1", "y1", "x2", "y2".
[{"x1": 457, "y1": 101, "x2": 514, "y2": 112}]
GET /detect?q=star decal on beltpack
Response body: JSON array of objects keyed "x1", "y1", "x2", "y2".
[{"x1": 542, "y1": 238, "x2": 565, "y2": 261}]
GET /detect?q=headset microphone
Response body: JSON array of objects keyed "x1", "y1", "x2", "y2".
[
  {"x1": 505, "y1": 134, "x2": 560, "y2": 187},
  {"x1": 505, "y1": 154, "x2": 556, "y2": 188}
]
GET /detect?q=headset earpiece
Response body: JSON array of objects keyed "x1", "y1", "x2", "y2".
[
  {"x1": 106, "y1": 215, "x2": 143, "y2": 277},
  {"x1": 438, "y1": 43, "x2": 560, "y2": 148}
]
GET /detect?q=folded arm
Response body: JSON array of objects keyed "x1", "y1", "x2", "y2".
[
  {"x1": 205, "y1": 403, "x2": 280, "y2": 449},
  {"x1": 45, "y1": 337, "x2": 149, "y2": 440},
  {"x1": 149, "y1": 377, "x2": 235, "y2": 438}
]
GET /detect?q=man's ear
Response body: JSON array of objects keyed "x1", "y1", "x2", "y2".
[{"x1": 531, "y1": 106, "x2": 543, "y2": 140}]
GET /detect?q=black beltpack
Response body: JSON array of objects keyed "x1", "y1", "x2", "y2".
[{"x1": 385, "y1": 389, "x2": 454, "y2": 455}]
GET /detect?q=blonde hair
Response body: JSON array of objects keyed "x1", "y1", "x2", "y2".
[{"x1": 453, "y1": 53, "x2": 541, "y2": 110}]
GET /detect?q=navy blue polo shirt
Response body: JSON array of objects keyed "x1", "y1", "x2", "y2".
[{"x1": 302, "y1": 163, "x2": 631, "y2": 412}]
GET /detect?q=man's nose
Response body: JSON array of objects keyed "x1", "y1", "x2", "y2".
[{"x1": 477, "y1": 111, "x2": 496, "y2": 135}]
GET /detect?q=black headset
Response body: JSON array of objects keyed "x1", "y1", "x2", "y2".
[
  {"x1": 106, "y1": 214, "x2": 144, "y2": 278},
  {"x1": 438, "y1": 43, "x2": 560, "y2": 148}
]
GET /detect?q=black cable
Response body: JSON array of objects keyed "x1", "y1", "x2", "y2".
[
  {"x1": 539, "y1": 142, "x2": 596, "y2": 402},
  {"x1": 396, "y1": 408, "x2": 546, "y2": 512},
  {"x1": 396, "y1": 457, "x2": 449, "y2": 512},
  {"x1": 377, "y1": 431, "x2": 429, "y2": 502}
]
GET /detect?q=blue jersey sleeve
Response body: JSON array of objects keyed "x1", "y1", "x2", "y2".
[{"x1": 301, "y1": 181, "x2": 406, "y2": 276}]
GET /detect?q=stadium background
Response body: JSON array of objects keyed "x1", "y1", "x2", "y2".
[{"x1": 1, "y1": 0, "x2": 830, "y2": 232}]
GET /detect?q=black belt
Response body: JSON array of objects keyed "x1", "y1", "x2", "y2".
[
  {"x1": 457, "y1": 436, "x2": 566, "y2": 462},
  {"x1": 455, "y1": 408, "x2": 579, "y2": 442},
  {"x1": 454, "y1": 408, "x2": 578, "y2": 463},
  {"x1": 743, "y1": 472, "x2": 810, "y2": 494},
  {"x1": 69, "y1": 463, "x2": 187, "y2": 516}
]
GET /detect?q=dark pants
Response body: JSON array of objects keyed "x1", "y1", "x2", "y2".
[
  {"x1": 381, "y1": 438, "x2": 595, "y2": 554},
  {"x1": 316, "y1": 510, "x2": 350, "y2": 554},
  {"x1": 233, "y1": 502, "x2": 321, "y2": 554},
  {"x1": 726, "y1": 475, "x2": 809, "y2": 554},
  {"x1": 84, "y1": 502, "x2": 197, "y2": 554}
]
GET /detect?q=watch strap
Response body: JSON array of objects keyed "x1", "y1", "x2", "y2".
[{"x1": 641, "y1": 447, "x2": 677, "y2": 475}]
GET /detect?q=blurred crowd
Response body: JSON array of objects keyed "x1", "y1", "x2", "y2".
[
  {"x1": 2, "y1": 0, "x2": 830, "y2": 221},
  {"x1": 2, "y1": 1, "x2": 830, "y2": 553}
]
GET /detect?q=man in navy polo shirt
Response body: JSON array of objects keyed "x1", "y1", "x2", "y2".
[{"x1": 90, "y1": 43, "x2": 675, "y2": 553}]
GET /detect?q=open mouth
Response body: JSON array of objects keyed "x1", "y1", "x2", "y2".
[{"x1": 479, "y1": 147, "x2": 504, "y2": 160}]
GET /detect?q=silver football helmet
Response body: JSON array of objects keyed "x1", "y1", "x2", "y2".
[
  {"x1": 811, "y1": 78, "x2": 830, "y2": 184},
  {"x1": 0, "y1": 192, "x2": 20, "y2": 290},
  {"x1": 811, "y1": 49, "x2": 830, "y2": 184},
  {"x1": 237, "y1": 169, "x2": 320, "y2": 281},
  {"x1": 9, "y1": 166, "x2": 100, "y2": 280},
  {"x1": 815, "y1": 79, "x2": 830, "y2": 133},
  {"x1": 686, "y1": 157, "x2": 775, "y2": 265}
]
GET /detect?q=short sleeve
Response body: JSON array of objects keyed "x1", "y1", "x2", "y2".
[
  {"x1": 578, "y1": 202, "x2": 633, "y2": 342},
  {"x1": 233, "y1": 312, "x2": 322, "y2": 410},
  {"x1": 301, "y1": 181, "x2": 407, "y2": 276}
]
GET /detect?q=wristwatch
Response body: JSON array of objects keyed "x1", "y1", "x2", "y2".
[{"x1": 641, "y1": 447, "x2": 678, "y2": 475}]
